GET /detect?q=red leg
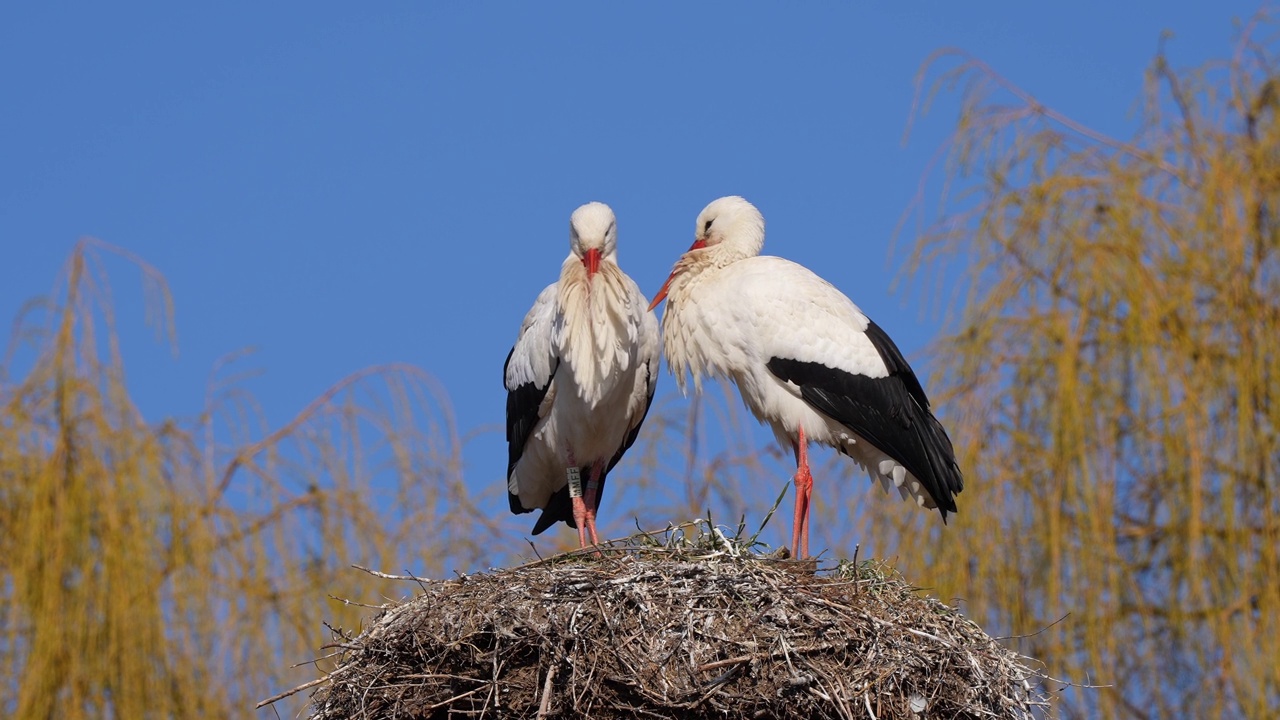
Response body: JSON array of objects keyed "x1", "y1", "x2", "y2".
[
  {"x1": 565, "y1": 449, "x2": 589, "y2": 548},
  {"x1": 583, "y1": 460, "x2": 606, "y2": 546},
  {"x1": 569, "y1": 477, "x2": 589, "y2": 547},
  {"x1": 571, "y1": 495, "x2": 589, "y2": 547},
  {"x1": 791, "y1": 426, "x2": 814, "y2": 559}
]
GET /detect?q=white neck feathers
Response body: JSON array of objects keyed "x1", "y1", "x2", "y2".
[{"x1": 555, "y1": 257, "x2": 634, "y2": 406}]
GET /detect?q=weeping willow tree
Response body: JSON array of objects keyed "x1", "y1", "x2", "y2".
[
  {"x1": 853, "y1": 16, "x2": 1280, "y2": 720},
  {"x1": 0, "y1": 240, "x2": 497, "y2": 718}
]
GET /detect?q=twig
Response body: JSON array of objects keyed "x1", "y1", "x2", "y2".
[
  {"x1": 423, "y1": 684, "x2": 488, "y2": 711},
  {"x1": 256, "y1": 673, "x2": 334, "y2": 708},
  {"x1": 995, "y1": 613, "x2": 1071, "y2": 641},
  {"x1": 327, "y1": 595, "x2": 384, "y2": 609},
  {"x1": 535, "y1": 663, "x2": 557, "y2": 719},
  {"x1": 352, "y1": 564, "x2": 420, "y2": 581},
  {"x1": 290, "y1": 651, "x2": 341, "y2": 669},
  {"x1": 852, "y1": 544, "x2": 861, "y2": 595},
  {"x1": 698, "y1": 654, "x2": 753, "y2": 672},
  {"x1": 696, "y1": 642, "x2": 844, "y2": 672}
]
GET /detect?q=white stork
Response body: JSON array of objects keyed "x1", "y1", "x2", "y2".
[
  {"x1": 504, "y1": 202, "x2": 660, "y2": 547},
  {"x1": 648, "y1": 196, "x2": 963, "y2": 558}
]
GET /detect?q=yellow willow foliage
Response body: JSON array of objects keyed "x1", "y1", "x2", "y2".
[
  {"x1": 0, "y1": 240, "x2": 497, "y2": 718},
  {"x1": 860, "y1": 20, "x2": 1280, "y2": 720}
]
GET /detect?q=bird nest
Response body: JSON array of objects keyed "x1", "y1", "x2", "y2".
[{"x1": 285, "y1": 523, "x2": 1049, "y2": 719}]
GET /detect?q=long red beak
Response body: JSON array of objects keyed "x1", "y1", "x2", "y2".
[
  {"x1": 582, "y1": 248, "x2": 601, "y2": 277},
  {"x1": 648, "y1": 238, "x2": 706, "y2": 311}
]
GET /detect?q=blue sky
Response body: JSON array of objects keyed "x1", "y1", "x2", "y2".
[{"x1": 0, "y1": 3, "x2": 1262, "y2": 548}]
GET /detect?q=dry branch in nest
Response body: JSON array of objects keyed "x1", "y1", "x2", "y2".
[{"x1": 285, "y1": 523, "x2": 1049, "y2": 719}]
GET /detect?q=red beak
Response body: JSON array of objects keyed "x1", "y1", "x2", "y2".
[
  {"x1": 648, "y1": 238, "x2": 707, "y2": 311},
  {"x1": 582, "y1": 248, "x2": 601, "y2": 277}
]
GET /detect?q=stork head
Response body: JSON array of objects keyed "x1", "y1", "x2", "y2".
[
  {"x1": 649, "y1": 196, "x2": 765, "y2": 311},
  {"x1": 693, "y1": 196, "x2": 765, "y2": 257},
  {"x1": 568, "y1": 201, "x2": 617, "y2": 277}
]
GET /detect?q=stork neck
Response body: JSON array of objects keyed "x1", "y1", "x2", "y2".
[{"x1": 683, "y1": 241, "x2": 754, "y2": 278}]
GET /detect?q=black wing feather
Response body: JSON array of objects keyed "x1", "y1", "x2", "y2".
[
  {"x1": 859, "y1": 320, "x2": 962, "y2": 514},
  {"x1": 766, "y1": 324, "x2": 963, "y2": 519},
  {"x1": 863, "y1": 319, "x2": 930, "y2": 409},
  {"x1": 531, "y1": 486, "x2": 573, "y2": 534},
  {"x1": 504, "y1": 346, "x2": 558, "y2": 515}
]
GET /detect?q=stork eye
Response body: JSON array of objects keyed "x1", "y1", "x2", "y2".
[{"x1": 703, "y1": 219, "x2": 714, "y2": 234}]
